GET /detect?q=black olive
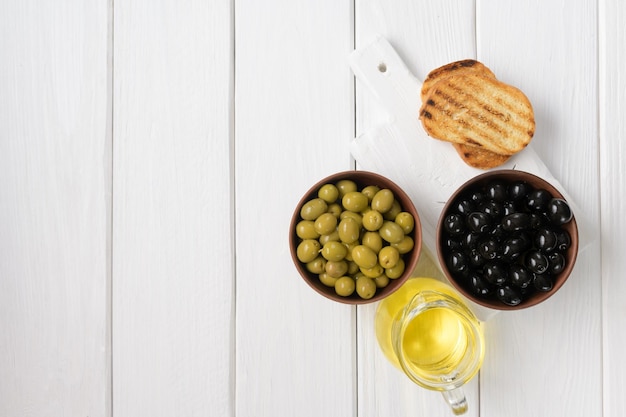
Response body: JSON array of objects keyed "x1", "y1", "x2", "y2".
[
  {"x1": 455, "y1": 198, "x2": 475, "y2": 216},
  {"x1": 480, "y1": 200, "x2": 504, "y2": 219},
  {"x1": 533, "y1": 273, "x2": 553, "y2": 292},
  {"x1": 462, "y1": 232, "x2": 481, "y2": 249},
  {"x1": 534, "y1": 228, "x2": 558, "y2": 252},
  {"x1": 529, "y1": 213, "x2": 550, "y2": 229},
  {"x1": 467, "y1": 212, "x2": 491, "y2": 233},
  {"x1": 447, "y1": 251, "x2": 469, "y2": 276},
  {"x1": 484, "y1": 262, "x2": 508, "y2": 285},
  {"x1": 555, "y1": 230, "x2": 571, "y2": 251},
  {"x1": 501, "y1": 212, "x2": 531, "y2": 232},
  {"x1": 469, "y1": 191, "x2": 485, "y2": 205},
  {"x1": 502, "y1": 201, "x2": 518, "y2": 216},
  {"x1": 548, "y1": 252, "x2": 566, "y2": 274},
  {"x1": 547, "y1": 198, "x2": 573, "y2": 225},
  {"x1": 478, "y1": 238, "x2": 499, "y2": 260},
  {"x1": 467, "y1": 248, "x2": 485, "y2": 268},
  {"x1": 509, "y1": 264, "x2": 533, "y2": 288},
  {"x1": 526, "y1": 189, "x2": 552, "y2": 211},
  {"x1": 496, "y1": 285, "x2": 523, "y2": 306},
  {"x1": 501, "y1": 236, "x2": 526, "y2": 261},
  {"x1": 443, "y1": 236, "x2": 462, "y2": 251},
  {"x1": 509, "y1": 181, "x2": 530, "y2": 201},
  {"x1": 486, "y1": 181, "x2": 508, "y2": 202},
  {"x1": 469, "y1": 273, "x2": 493, "y2": 297},
  {"x1": 444, "y1": 214, "x2": 465, "y2": 235},
  {"x1": 526, "y1": 250, "x2": 549, "y2": 274}
]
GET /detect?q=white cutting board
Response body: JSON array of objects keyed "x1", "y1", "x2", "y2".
[{"x1": 349, "y1": 35, "x2": 591, "y2": 318}]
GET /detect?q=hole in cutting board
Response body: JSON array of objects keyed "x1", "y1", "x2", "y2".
[{"x1": 377, "y1": 62, "x2": 387, "y2": 73}]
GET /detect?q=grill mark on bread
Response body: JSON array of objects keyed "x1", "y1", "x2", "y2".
[
  {"x1": 423, "y1": 103, "x2": 508, "y2": 153},
  {"x1": 454, "y1": 76, "x2": 531, "y2": 124},
  {"x1": 460, "y1": 76, "x2": 534, "y2": 136},
  {"x1": 466, "y1": 77, "x2": 530, "y2": 119},
  {"x1": 427, "y1": 88, "x2": 514, "y2": 152}
]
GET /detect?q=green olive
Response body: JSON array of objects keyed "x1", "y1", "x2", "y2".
[
  {"x1": 305, "y1": 256, "x2": 327, "y2": 274},
  {"x1": 361, "y1": 185, "x2": 381, "y2": 202},
  {"x1": 296, "y1": 239, "x2": 321, "y2": 263},
  {"x1": 371, "y1": 189, "x2": 394, "y2": 213},
  {"x1": 327, "y1": 203, "x2": 342, "y2": 218},
  {"x1": 342, "y1": 242, "x2": 357, "y2": 261},
  {"x1": 374, "y1": 275, "x2": 390, "y2": 288},
  {"x1": 338, "y1": 217, "x2": 360, "y2": 243},
  {"x1": 351, "y1": 245, "x2": 378, "y2": 269},
  {"x1": 321, "y1": 241, "x2": 347, "y2": 261},
  {"x1": 318, "y1": 183, "x2": 339, "y2": 203},
  {"x1": 300, "y1": 198, "x2": 328, "y2": 221},
  {"x1": 395, "y1": 212, "x2": 415, "y2": 234},
  {"x1": 335, "y1": 276, "x2": 356, "y2": 297},
  {"x1": 336, "y1": 180, "x2": 358, "y2": 198},
  {"x1": 391, "y1": 236, "x2": 414, "y2": 254},
  {"x1": 339, "y1": 210, "x2": 363, "y2": 228},
  {"x1": 342, "y1": 191, "x2": 369, "y2": 212},
  {"x1": 326, "y1": 260, "x2": 348, "y2": 278},
  {"x1": 360, "y1": 263, "x2": 384, "y2": 278},
  {"x1": 353, "y1": 272, "x2": 366, "y2": 281},
  {"x1": 347, "y1": 260, "x2": 360, "y2": 275},
  {"x1": 362, "y1": 209, "x2": 383, "y2": 231},
  {"x1": 319, "y1": 272, "x2": 338, "y2": 287},
  {"x1": 379, "y1": 221, "x2": 405, "y2": 244},
  {"x1": 356, "y1": 276, "x2": 377, "y2": 299},
  {"x1": 296, "y1": 220, "x2": 320, "y2": 240},
  {"x1": 314, "y1": 212, "x2": 337, "y2": 236},
  {"x1": 378, "y1": 246, "x2": 400, "y2": 269},
  {"x1": 361, "y1": 231, "x2": 383, "y2": 253},
  {"x1": 383, "y1": 199, "x2": 402, "y2": 220},
  {"x1": 385, "y1": 258, "x2": 405, "y2": 279},
  {"x1": 319, "y1": 230, "x2": 340, "y2": 245}
]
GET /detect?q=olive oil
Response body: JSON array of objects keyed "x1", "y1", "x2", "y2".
[{"x1": 375, "y1": 277, "x2": 484, "y2": 389}]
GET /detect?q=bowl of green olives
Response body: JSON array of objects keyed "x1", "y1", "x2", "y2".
[
  {"x1": 436, "y1": 170, "x2": 579, "y2": 310},
  {"x1": 290, "y1": 171, "x2": 422, "y2": 304}
]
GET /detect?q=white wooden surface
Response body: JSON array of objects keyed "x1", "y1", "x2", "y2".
[
  {"x1": 1, "y1": 1, "x2": 624, "y2": 417},
  {"x1": 0, "y1": 1, "x2": 110, "y2": 416}
]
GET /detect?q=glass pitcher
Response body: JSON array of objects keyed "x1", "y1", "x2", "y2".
[{"x1": 375, "y1": 277, "x2": 485, "y2": 415}]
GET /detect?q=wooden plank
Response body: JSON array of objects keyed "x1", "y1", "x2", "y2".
[
  {"x1": 0, "y1": 1, "x2": 110, "y2": 416},
  {"x1": 234, "y1": 1, "x2": 355, "y2": 416},
  {"x1": 599, "y1": 0, "x2": 626, "y2": 415},
  {"x1": 477, "y1": 1, "x2": 602, "y2": 416},
  {"x1": 112, "y1": 1, "x2": 233, "y2": 416},
  {"x1": 355, "y1": 2, "x2": 481, "y2": 416}
]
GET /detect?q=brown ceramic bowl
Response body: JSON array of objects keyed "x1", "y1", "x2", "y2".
[
  {"x1": 436, "y1": 170, "x2": 579, "y2": 310},
  {"x1": 289, "y1": 171, "x2": 422, "y2": 305}
]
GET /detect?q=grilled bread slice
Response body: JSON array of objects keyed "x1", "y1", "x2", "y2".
[
  {"x1": 420, "y1": 59, "x2": 496, "y2": 103},
  {"x1": 420, "y1": 60, "x2": 511, "y2": 168},
  {"x1": 419, "y1": 73, "x2": 535, "y2": 156}
]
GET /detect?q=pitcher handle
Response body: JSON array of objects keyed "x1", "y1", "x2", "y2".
[{"x1": 441, "y1": 387, "x2": 468, "y2": 415}]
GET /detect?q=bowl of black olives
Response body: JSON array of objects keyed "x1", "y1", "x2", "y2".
[
  {"x1": 437, "y1": 170, "x2": 578, "y2": 310},
  {"x1": 290, "y1": 171, "x2": 422, "y2": 304}
]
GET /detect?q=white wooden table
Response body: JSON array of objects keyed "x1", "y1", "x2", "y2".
[{"x1": 1, "y1": 1, "x2": 624, "y2": 416}]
